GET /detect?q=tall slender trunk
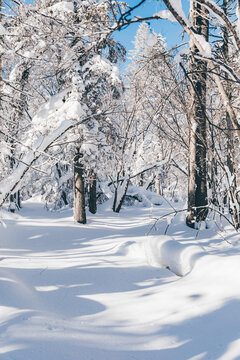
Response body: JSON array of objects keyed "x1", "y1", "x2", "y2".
[
  {"x1": 89, "y1": 170, "x2": 97, "y2": 214},
  {"x1": 74, "y1": 149, "x2": 86, "y2": 224},
  {"x1": 155, "y1": 176, "x2": 162, "y2": 195},
  {"x1": 210, "y1": 121, "x2": 218, "y2": 206},
  {"x1": 9, "y1": 143, "x2": 17, "y2": 212},
  {"x1": 186, "y1": 2, "x2": 209, "y2": 228},
  {"x1": 223, "y1": 0, "x2": 234, "y2": 181}
]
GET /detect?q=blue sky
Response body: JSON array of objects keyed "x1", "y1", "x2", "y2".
[{"x1": 113, "y1": 0, "x2": 190, "y2": 68}]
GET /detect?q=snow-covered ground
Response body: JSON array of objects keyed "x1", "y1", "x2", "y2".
[{"x1": 0, "y1": 198, "x2": 240, "y2": 360}]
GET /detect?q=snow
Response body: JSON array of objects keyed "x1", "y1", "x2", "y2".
[
  {"x1": 31, "y1": 89, "x2": 86, "y2": 137},
  {"x1": 81, "y1": 143, "x2": 98, "y2": 156},
  {"x1": 145, "y1": 33, "x2": 158, "y2": 47},
  {"x1": 0, "y1": 197, "x2": 240, "y2": 359},
  {"x1": 0, "y1": 88, "x2": 88, "y2": 206},
  {"x1": 47, "y1": 1, "x2": 74, "y2": 17},
  {"x1": 110, "y1": 66, "x2": 121, "y2": 85},
  {"x1": 0, "y1": 119, "x2": 73, "y2": 205},
  {"x1": 168, "y1": 0, "x2": 190, "y2": 26},
  {"x1": 0, "y1": 24, "x2": 6, "y2": 35},
  {"x1": 154, "y1": 10, "x2": 177, "y2": 23},
  {"x1": 83, "y1": 56, "x2": 121, "y2": 86},
  {"x1": 194, "y1": 34, "x2": 212, "y2": 57},
  {"x1": 174, "y1": 47, "x2": 189, "y2": 65},
  {"x1": 143, "y1": 236, "x2": 204, "y2": 276}
]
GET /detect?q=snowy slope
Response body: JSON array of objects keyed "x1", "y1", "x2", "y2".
[{"x1": 0, "y1": 198, "x2": 240, "y2": 360}]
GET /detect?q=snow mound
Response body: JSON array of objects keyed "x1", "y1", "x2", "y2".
[
  {"x1": 144, "y1": 236, "x2": 204, "y2": 276},
  {"x1": 126, "y1": 186, "x2": 163, "y2": 207},
  {"x1": 117, "y1": 240, "x2": 146, "y2": 259},
  {"x1": 120, "y1": 236, "x2": 205, "y2": 277}
]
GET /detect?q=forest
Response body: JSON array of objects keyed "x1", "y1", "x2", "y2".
[{"x1": 0, "y1": 0, "x2": 240, "y2": 359}]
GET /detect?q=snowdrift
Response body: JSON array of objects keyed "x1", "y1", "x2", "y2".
[{"x1": 119, "y1": 236, "x2": 205, "y2": 276}]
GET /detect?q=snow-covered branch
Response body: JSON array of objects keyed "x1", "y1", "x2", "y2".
[
  {"x1": 0, "y1": 112, "x2": 100, "y2": 208},
  {"x1": 196, "y1": 0, "x2": 240, "y2": 52},
  {"x1": 162, "y1": 0, "x2": 240, "y2": 141}
]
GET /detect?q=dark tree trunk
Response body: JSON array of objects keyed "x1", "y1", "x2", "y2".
[
  {"x1": 74, "y1": 149, "x2": 86, "y2": 224},
  {"x1": 139, "y1": 173, "x2": 144, "y2": 187},
  {"x1": 9, "y1": 143, "x2": 18, "y2": 213},
  {"x1": 56, "y1": 163, "x2": 68, "y2": 206},
  {"x1": 89, "y1": 170, "x2": 97, "y2": 214},
  {"x1": 113, "y1": 179, "x2": 130, "y2": 213},
  {"x1": 16, "y1": 190, "x2": 21, "y2": 208},
  {"x1": 186, "y1": 2, "x2": 209, "y2": 228}
]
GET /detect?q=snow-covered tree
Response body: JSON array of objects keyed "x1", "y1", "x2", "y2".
[
  {"x1": 0, "y1": 0, "x2": 125, "y2": 223},
  {"x1": 105, "y1": 22, "x2": 189, "y2": 213}
]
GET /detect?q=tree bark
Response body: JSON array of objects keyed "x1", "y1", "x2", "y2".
[
  {"x1": 186, "y1": 2, "x2": 209, "y2": 227},
  {"x1": 155, "y1": 176, "x2": 161, "y2": 195},
  {"x1": 74, "y1": 149, "x2": 86, "y2": 224},
  {"x1": 222, "y1": 0, "x2": 234, "y2": 182},
  {"x1": 113, "y1": 178, "x2": 130, "y2": 213},
  {"x1": 56, "y1": 163, "x2": 68, "y2": 206},
  {"x1": 9, "y1": 148, "x2": 17, "y2": 212},
  {"x1": 89, "y1": 170, "x2": 97, "y2": 214}
]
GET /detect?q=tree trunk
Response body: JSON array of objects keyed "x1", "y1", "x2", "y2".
[
  {"x1": 209, "y1": 122, "x2": 218, "y2": 206},
  {"x1": 113, "y1": 178, "x2": 129, "y2": 213},
  {"x1": 89, "y1": 170, "x2": 97, "y2": 214},
  {"x1": 155, "y1": 170, "x2": 162, "y2": 195},
  {"x1": 9, "y1": 143, "x2": 17, "y2": 213},
  {"x1": 56, "y1": 163, "x2": 68, "y2": 206},
  {"x1": 186, "y1": 2, "x2": 209, "y2": 228},
  {"x1": 16, "y1": 190, "x2": 21, "y2": 208},
  {"x1": 223, "y1": 0, "x2": 235, "y2": 181},
  {"x1": 74, "y1": 149, "x2": 86, "y2": 224}
]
